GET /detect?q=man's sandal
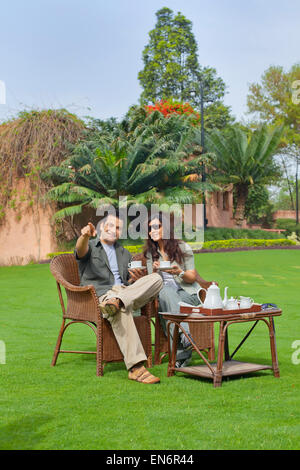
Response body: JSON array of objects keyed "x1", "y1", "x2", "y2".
[
  {"x1": 99, "y1": 298, "x2": 121, "y2": 316},
  {"x1": 128, "y1": 366, "x2": 160, "y2": 384}
]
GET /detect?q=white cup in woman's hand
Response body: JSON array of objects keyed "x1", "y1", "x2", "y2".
[{"x1": 160, "y1": 260, "x2": 171, "y2": 268}]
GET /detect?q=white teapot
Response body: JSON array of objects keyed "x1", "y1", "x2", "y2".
[{"x1": 198, "y1": 282, "x2": 224, "y2": 309}]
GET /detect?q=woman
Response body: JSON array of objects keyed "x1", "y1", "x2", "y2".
[{"x1": 143, "y1": 212, "x2": 207, "y2": 368}]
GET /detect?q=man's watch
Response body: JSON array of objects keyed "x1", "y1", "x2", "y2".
[{"x1": 178, "y1": 270, "x2": 185, "y2": 279}]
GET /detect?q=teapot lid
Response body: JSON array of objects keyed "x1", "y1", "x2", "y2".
[{"x1": 208, "y1": 282, "x2": 219, "y2": 290}]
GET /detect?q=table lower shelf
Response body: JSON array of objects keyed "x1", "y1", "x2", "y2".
[{"x1": 174, "y1": 360, "x2": 272, "y2": 379}]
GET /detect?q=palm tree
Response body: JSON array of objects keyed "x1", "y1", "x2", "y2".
[
  {"x1": 43, "y1": 112, "x2": 216, "y2": 220},
  {"x1": 206, "y1": 124, "x2": 283, "y2": 226}
]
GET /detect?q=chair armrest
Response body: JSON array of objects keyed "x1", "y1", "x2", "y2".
[
  {"x1": 60, "y1": 281, "x2": 101, "y2": 322},
  {"x1": 55, "y1": 276, "x2": 96, "y2": 294},
  {"x1": 64, "y1": 283, "x2": 96, "y2": 293},
  {"x1": 195, "y1": 271, "x2": 218, "y2": 302},
  {"x1": 195, "y1": 272, "x2": 209, "y2": 289},
  {"x1": 140, "y1": 300, "x2": 155, "y2": 320},
  {"x1": 195, "y1": 271, "x2": 218, "y2": 289}
]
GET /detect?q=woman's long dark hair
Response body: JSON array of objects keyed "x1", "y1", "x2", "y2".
[{"x1": 143, "y1": 212, "x2": 186, "y2": 265}]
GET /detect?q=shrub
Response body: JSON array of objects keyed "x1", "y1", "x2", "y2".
[
  {"x1": 204, "y1": 227, "x2": 284, "y2": 241},
  {"x1": 47, "y1": 238, "x2": 296, "y2": 259},
  {"x1": 123, "y1": 245, "x2": 143, "y2": 254},
  {"x1": 0, "y1": 109, "x2": 85, "y2": 220},
  {"x1": 202, "y1": 238, "x2": 295, "y2": 251},
  {"x1": 47, "y1": 251, "x2": 73, "y2": 259},
  {"x1": 287, "y1": 232, "x2": 300, "y2": 245},
  {"x1": 275, "y1": 218, "x2": 299, "y2": 230},
  {"x1": 275, "y1": 218, "x2": 300, "y2": 239}
]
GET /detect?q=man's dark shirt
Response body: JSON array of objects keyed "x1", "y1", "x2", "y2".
[{"x1": 75, "y1": 238, "x2": 132, "y2": 297}]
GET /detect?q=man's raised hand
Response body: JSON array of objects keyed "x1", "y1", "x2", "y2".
[{"x1": 81, "y1": 222, "x2": 97, "y2": 238}]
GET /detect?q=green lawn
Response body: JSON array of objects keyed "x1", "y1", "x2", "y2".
[{"x1": 0, "y1": 250, "x2": 299, "y2": 450}]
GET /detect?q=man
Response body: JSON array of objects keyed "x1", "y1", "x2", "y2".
[{"x1": 75, "y1": 212, "x2": 163, "y2": 384}]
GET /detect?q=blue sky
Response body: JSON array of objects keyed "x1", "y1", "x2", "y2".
[{"x1": 0, "y1": 0, "x2": 299, "y2": 123}]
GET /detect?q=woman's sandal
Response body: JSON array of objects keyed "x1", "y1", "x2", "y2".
[{"x1": 128, "y1": 365, "x2": 160, "y2": 384}]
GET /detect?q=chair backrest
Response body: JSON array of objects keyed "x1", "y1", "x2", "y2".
[
  {"x1": 50, "y1": 253, "x2": 81, "y2": 287},
  {"x1": 50, "y1": 253, "x2": 100, "y2": 322}
]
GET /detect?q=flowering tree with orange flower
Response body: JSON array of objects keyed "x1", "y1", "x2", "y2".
[
  {"x1": 145, "y1": 99, "x2": 201, "y2": 125},
  {"x1": 146, "y1": 99, "x2": 199, "y2": 118}
]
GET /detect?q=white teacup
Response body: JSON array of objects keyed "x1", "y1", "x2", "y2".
[
  {"x1": 160, "y1": 260, "x2": 171, "y2": 269},
  {"x1": 239, "y1": 296, "x2": 254, "y2": 309},
  {"x1": 128, "y1": 260, "x2": 142, "y2": 269}
]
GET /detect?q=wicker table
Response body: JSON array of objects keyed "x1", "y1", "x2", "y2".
[{"x1": 160, "y1": 308, "x2": 282, "y2": 387}]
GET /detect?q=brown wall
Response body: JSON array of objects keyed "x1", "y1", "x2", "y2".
[
  {"x1": 273, "y1": 210, "x2": 300, "y2": 220},
  {"x1": 0, "y1": 179, "x2": 58, "y2": 265},
  {"x1": 206, "y1": 189, "x2": 235, "y2": 228}
]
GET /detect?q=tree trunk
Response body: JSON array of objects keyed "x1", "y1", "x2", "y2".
[
  {"x1": 234, "y1": 184, "x2": 249, "y2": 227},
  {"x1": 280, "y1": 156, "x2": 295, "y2": 211}
]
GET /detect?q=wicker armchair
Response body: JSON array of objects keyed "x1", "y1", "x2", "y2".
[
  {"x1": 133, "y1": 254, "x2": 215, "y2": 365},
  {"x1": 50, "y1": 253, "x2": 152, "y2": 376}
]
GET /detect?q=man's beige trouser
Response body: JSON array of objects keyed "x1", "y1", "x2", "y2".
[{"x1": 99, "y1": 273, "x2": 163, "y2": 370}]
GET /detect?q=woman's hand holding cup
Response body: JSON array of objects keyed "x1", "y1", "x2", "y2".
[
  {"x1": 153, "y1": 260, "x2": 182, "y2": 276},
  {"x1": 163, "y1": 265, "x2": 182, "y2": 276}
]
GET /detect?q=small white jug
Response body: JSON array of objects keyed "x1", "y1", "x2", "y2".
[{"x1": 239, "y1": 296, "x2": 254, "y2": 309}]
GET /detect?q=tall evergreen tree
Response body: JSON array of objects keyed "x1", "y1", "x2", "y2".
[{"x1": 138, "y1": 7, "x2": 226, "y2": 110}]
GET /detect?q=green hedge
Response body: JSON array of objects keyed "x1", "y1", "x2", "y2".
[
  {"x1": 204, "y1": 227, "x2": 285, "y2": 241},
  {"x1": 47, "y1": 238, "x2": 296, "y2": 258},
  {"x1": 47, "y1": 251, "x2": 73, "y2": 258},
  {"x1": 275, "y1": 218, "x2": 299, "y2": 230},
  {"x1": 201, "y1": 238, "x2": 295, "y2": 251},
  {"x1": 47, "y1": 245, "x2": 144, "y2": 258}
]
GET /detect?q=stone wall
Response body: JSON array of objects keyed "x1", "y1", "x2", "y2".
[
  {"x1": 206, "y1": 189, "x2": 235, "y2": 228},
  {"x1": 273, "y1": 210, "x2": 300, "y2": 220}
]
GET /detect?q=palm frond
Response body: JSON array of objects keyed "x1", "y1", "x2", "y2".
[{"x1": 53, "y1": 203, "x2": 86, "y2": 220}]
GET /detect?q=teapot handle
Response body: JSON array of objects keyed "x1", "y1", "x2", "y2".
[{"x1": 197, "y1": 287, "x2": 207, "y2": 305}]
